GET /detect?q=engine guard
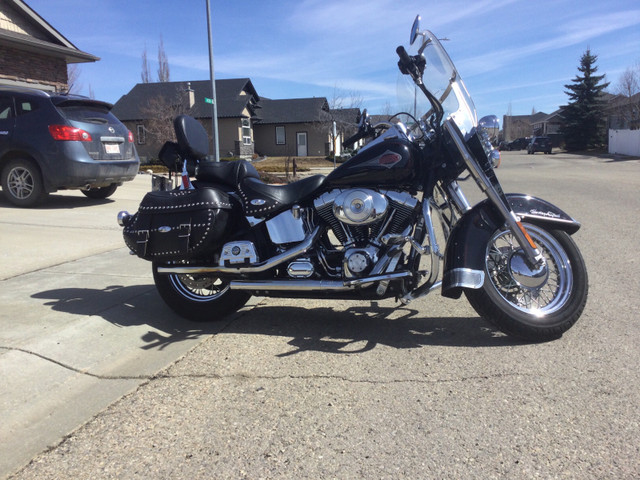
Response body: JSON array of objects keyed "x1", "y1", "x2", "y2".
[{"x1": 441, "y1": 194, "x2": 581, "y2": 299}]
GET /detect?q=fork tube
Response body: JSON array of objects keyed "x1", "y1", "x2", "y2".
[{"x1": 442, "y1": 119, "x2": 543, "y2": 265}]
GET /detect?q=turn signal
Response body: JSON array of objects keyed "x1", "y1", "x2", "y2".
[{"x1": 49, "y1": 125, "x2": 92, "y2": 141}]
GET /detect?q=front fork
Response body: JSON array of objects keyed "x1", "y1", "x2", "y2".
[{"x1": 442, "y1": 119, "x2": 544, "y2": 267}]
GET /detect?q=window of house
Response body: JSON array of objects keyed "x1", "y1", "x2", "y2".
[
  {"x1": 136, "y1": 124, "x2": 146, "y2": 144},
  {"x1": 242, "y1": 118, "x2": 251, "y2": 146},
  {"x1": 276, "y1": 125, "x2": 285, "y2": 145}
]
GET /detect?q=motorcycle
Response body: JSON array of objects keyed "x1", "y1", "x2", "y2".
[{"x1": 117, "y1": 15, "x2": 588, "y2": 341}]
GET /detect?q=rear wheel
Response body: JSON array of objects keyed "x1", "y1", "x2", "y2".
[
  {"x1": 465, "y1": 224, "x2": 588, "y2": 341},
  {"x1": 1, "y1": 158, "x2": 47, "y2": 207},
  {"x1": 152, "y1": 262, "x2": 251, "y2": 322},
  {"x1": 82, "y1": 183, "x2": 118, "y2": 199}
]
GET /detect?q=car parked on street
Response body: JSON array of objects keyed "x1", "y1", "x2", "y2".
[
  {"x1": 506, "y1": 137, "x2": 530, "y2": 151},
  {"x1": 0, "y1": 86, "x2": 139, "y2": 207},
  {"x1": 527, "y1": 136, "x2": 552, "y2": 154}
]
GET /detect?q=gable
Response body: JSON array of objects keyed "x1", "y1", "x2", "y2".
[
  {"x1": 112, "y1": 78, "x2": 261, "y2": 121},
  {"x1": 0, "y1": 0, "x2": 98, "y2": 63},
  {"x1": 256, "y1": 97, "x2": 331, "y2": 124}
]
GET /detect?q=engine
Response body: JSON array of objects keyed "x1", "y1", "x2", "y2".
[{"x1": 313, "y1": 189, "x2": 418, "y2": 278}]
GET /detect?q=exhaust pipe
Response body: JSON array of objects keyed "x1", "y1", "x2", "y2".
[
  {"x1": 230, "y1": 279, "x2": 349, "y2": 291},
  {"x1": 229, "y1": 271, "x2": 413, "y2": 292},
  {"x1": 156, "y1": 226, "x2": 321, "y2": 275}
]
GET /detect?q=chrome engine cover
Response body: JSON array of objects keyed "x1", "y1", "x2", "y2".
[
  {"x1": 332, "y1": 189, "x2": 388, "y2": 225},
  {"x1": 220, "y1": 241, "x2": 259, "y2": 266}
]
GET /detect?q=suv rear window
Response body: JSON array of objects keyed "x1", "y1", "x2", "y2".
[{"x1": 56, "y1": 102, "x2": 115, "y2": 125}]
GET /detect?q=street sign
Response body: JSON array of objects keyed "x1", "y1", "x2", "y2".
[{"x1": 204, "y1": 97, "x2": 214, "y2": 104}]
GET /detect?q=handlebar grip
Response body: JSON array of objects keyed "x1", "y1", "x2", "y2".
[
  {"x1": 343, "y1": 131, "x2": 364, "y2": 149},
  {"x1": 396, "y1": 46, "x2": 412, "y2": 64}
]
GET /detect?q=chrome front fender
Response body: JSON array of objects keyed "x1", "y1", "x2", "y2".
[{"x1": 441, "y1": 194, "x2": 581, "y2": 299}]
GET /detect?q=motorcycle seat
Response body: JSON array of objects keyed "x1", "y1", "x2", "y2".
[
  {"x1": 239, "y1": 174, "x2": 326, "y2": 217},
  {"x1": 195, "y1": 160, "x2": 260, "y2": 187}
]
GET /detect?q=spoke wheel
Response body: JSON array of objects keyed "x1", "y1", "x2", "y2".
[
  {"x1": 466, "y1": 224, "x2": 588, "y2": 341},
  {"x1": 152, "y1": 263, "x2": 250, "y2": 322}
]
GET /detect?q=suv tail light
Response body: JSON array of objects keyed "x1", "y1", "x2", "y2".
[
  {"x1": 128, "y1": 130, "x2": 134, "y2": 143},
  {"x1": 49, "y1": 125, "x2": 92, "y2": 141}
]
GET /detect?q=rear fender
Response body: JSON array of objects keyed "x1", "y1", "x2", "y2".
[{"x1": 441, "y1": 194, "x2": 580, "y2": 299}]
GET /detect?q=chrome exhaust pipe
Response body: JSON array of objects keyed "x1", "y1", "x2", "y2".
[
  {"x1": 230, "y1": 279, "x2": 350, "y2": 291},
  {"x1": 229, "y1": 271, "x2": 413, "y2": 292},
  {"x1": 156, "y1": 226, "x2": 321, "y2": 275}
]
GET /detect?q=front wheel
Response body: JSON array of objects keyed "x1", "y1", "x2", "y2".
[
  {"x1": 465, "y1": 224, "x2": 588, "y2": 341},
  {"x1": 152, "y1": 263, "x2": 251, "y2": 322}
]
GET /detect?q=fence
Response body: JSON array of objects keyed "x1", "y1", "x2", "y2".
[{"x1": 609, "y1": 129, "x2": 640, "y2": 156}]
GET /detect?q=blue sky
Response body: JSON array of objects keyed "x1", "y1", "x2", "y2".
[{"x1": 26, "y1": 0, "x2": 640, "y2": 117}]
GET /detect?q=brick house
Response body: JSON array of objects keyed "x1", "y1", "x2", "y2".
[{"x1": 0, "y1": 0, "x2": 98, "y2": 92}]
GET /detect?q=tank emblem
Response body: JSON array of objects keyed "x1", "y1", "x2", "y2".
[{"x1": 378, "y1": 151, "x2": 402, "y2": 167}]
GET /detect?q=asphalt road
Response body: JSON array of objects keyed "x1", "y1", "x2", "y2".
[{"x1": 2, "y1": 152, "x2": 639, "y2": 479}]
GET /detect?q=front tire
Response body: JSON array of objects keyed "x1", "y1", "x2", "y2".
[
  {"x1": 152, "y1": 263, "x2": 251, "y2": 322},
  {"x1": 465, "y1": 224, "x2": 588, "y2": 341}
]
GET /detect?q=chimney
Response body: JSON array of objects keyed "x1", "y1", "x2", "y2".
[{"x1": 185, "y1": 82, "x2": 195, "y2": 109}]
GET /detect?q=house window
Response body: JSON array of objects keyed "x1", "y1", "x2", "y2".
[
  {"x1": 242, "y1": 118, "x2": 251, "y2": 145},
  {"x1": 136, "y1": 124, "x2": 146, "y2": 145},
  {"x1": 276, "y1": 125, "x2": 285, "y2": 145}
]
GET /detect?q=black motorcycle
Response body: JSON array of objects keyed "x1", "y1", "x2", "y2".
[{"x1": 118, "y1": 16, "x2": 587, "y2": 341}]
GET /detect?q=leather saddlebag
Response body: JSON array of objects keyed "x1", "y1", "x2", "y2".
[{"x1": 123, "y1": 188, "x2": 234, "y2": 261}]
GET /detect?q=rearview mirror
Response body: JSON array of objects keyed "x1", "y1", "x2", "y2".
[{"x1": 410, "y1": 15, "x2": 421, "y2": 45}]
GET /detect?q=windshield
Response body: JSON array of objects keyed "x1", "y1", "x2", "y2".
[{"x1": 397, "y1": 27, "x2": 477, "y2": 138}]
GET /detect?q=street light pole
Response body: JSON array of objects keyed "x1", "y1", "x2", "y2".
[{"x1": 206, "y1": 0, "x2": 220, "y2": 161}]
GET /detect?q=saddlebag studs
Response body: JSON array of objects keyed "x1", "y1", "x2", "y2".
[{"x1": 122, "y1": 188, "x2": 235, "y2": 261}]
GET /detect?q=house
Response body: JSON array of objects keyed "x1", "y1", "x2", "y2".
[
  {"x1": 253, "y1": 97, "x2": 333, "y2": 157},
  {"x1": 502, "y1": 112, "x2": 548, "y2": 142},
  {"x1": 0, "y1": 0, "x2": 98, "y2": 92},
  {"x1": 112, "y1": 79, "x2": 260, "y2": 162}
]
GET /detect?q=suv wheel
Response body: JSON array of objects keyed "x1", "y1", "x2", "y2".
[
  {"x1": 1, "y1": 158, "x2": 46, "y2": 207},
  {"x1": 81, "y1": 183, "x2": 118, "y2": 199}
]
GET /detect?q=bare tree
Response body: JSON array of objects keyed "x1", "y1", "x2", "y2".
[
  {"x1": 613, "y1": 62, "x2": 640, "y2": 129},
  {"x1": 141, "y1": 44, "x2": 151, "y2": 83},
  {"x1": 157, "y1": 35, "x2": 170, "y2": 82},
  {"x1": 141, "y1": 87, "x2": 194, "y2": 146},
  {"x1": 326, "y1": 86, "x2": 363, "y2": 155},
  {"x1": 67, "y1": 64, "x2": 82, "y2": 94}
]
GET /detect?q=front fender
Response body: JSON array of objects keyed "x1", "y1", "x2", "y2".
[{"x1": 441, "y1": 194, "x2": 580, "y2": 299}]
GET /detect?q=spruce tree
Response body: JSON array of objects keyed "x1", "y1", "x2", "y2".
[{"x1": 561, "y1": 49, "x2": 610, "y2": 151}]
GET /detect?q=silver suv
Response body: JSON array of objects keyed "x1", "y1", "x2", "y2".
[{"x1": 0, "y1": 86, "x2": 139, "y2": 207}]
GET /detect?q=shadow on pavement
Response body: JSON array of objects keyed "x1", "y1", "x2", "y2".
[
  {"x1": 31, "y1": 284, "x2": 224, "y2": 351},
  {"x1": 225, "y1": 302, "x2": 522, "y2": 354},
  {"x1": 0, "y1": 192, "x2": 114, "y2": 209},
  {"x1": 33, "y1": 284, "x2": 523, "y2": 353}
]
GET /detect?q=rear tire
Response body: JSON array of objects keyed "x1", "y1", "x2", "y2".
[
  {"x1": 152, "y1": 262, "x2": 251, "y2": 322},
  {"x1": 1, "y1": 158, "x2": 47, "y2": 207},
  {"x1": 465, "y1": 224, "x2": 588, "y2": 342},
  {"x1": 81, "y1": 183, "x2": 118, "y2": 199}
]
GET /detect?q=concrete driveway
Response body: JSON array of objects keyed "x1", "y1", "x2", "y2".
[{"x1": 2, "y1": 153, "x2": 639, "y2": 479}]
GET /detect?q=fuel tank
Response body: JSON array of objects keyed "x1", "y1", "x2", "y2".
[{"x1": 325, "y1": 137, "x2": 422, "y2": 189}]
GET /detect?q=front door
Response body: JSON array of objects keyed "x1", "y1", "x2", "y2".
[{"x1": 296, "y1": 132, "x2": 307, "y2": 157}]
